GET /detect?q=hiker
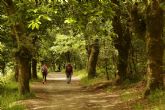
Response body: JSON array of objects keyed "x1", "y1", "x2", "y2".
[
  {"x1": 65, "y1": 63, "x2": 73, "y2": 84},
  {"x1": 41, "y1": 64, "x2": 48, "y2": 84}
]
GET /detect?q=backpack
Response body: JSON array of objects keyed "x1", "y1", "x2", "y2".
[
  {"x1": 41, "y1": 65, "x2": 47, "y2": 73},
  {"x1": 66, "y1": 65, "x2": 72, "y2": 73}
]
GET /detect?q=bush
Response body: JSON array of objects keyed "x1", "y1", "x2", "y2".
[
  {"x1": 74, "y1": 69, "x2": 87, "y2": 79},
  {"x1": 148, "y1": 89, "x2": 165, "y2": 103}
]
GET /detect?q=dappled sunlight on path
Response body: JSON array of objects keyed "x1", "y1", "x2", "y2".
[
  {"x1": 23, "y1": 72, "x2": 126, "y2": 110},
  {"x1": 47, "y1": 72, "x2": 80, "y2": 81}
]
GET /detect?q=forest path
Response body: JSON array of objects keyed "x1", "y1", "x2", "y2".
[{"x1": 23, "y1": 72, "x2": 128, "y2": 110}]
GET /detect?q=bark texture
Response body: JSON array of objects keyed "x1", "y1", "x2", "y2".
[
  {"x1": 16, "y1": 47, "x2": 31, "y2": 94},
  {"x1": 145, "y1": 0, "x2": 164, "y2": 96},
  {"x1": 32, "y1": 58, "x2": 38, "y2": 79},
  {"x1": 88, "y1": 39, "x2": 99, "y2": 79},
  {"x1": 4, "y1": 0, "x2": 32, "y2": 95},
  {"x1": 15, "y1": 60, "x2": 19, "y2": 81},
  {"x1": 112, "y1": 0, "x2": 131, "y2": 84}
]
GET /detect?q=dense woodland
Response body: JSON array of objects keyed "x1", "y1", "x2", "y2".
[{"x1": 0, "y1": 0, "x2": 165, "y2": 109}]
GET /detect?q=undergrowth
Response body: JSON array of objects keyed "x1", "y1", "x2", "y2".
[
  {"x1": 75, "y1": 70, "x2": 165, "y2": 110},
  {"x1": 131, "y1": 89, "x2": 165, "y2": 110},
  {"x1": 75, "y1": 69, "x2": 109, "y2": 87},
  {"x1": 0, "y1": 73, "x2": 25, "y2": 110}
]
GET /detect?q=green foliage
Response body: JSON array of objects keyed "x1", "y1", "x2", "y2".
[
  {"x1": 0, "y1": 42, "x2": 4, "y2": 51},
  {"x1": 28, "y1": 15, "x2": 52, "y2": 30},
  {"x1": 74, "y1": 69, "x2": 105, "y2": 87},
  {"x1": 28, "y1": 19, "x2": 41, "y2": 30},
  {"x1": 64, "y1": 17, "x2": 76, "y2": 24},
  {"x1": 0, "y1": 74, "x2": 25, "y2": 110},
  {"x1": 50, "y1": 33, "x2": 85, "y2": 54},
  {"x1": 132, "y1": 102, "x2": 144, "y2": 110},
  {"x1": 80, "y1": 75, "x2": 107, "y2": 87},
  {"x1": 148, "y1": 89, "x2": 165, "y2": 104},
  {"x1": 131, "y1": 37, "x2": 147, "y2": 78},
  {"x1": 160, "y1": 2, "x2": 165, "y2": 10},
  {"x1": 74, "y1": 69, "x2": 87, "y2": 79},
  {"x1": 132, "y1": 89, "x2": 165, "y2": 110},
  {"x1": 120, "y1": 90, "x2": 139, "y2": 101}
]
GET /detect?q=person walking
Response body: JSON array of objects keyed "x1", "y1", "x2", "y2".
[
  {"x1": 65, "y1": 63, "x2": 73, "y2": 84},
  {"x1": 41, "y1": 64, "x2": 48, "y2": 84}
]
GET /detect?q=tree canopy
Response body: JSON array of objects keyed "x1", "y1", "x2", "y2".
[{"x1": 0, "y1": 0, "x2": 165, "y2": 98}]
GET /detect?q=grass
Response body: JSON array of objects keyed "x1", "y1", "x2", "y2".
[
  {"x1": 74, "y1": 69, "x2": 87, "y2": 79},
  {"x1": 0, "y1": 82, "x2": 25, "y2": 110},
  {"x1": 74, "y1": 69, "x2": 110, "y2": 87},
  {"x1": 130, "y1": 89, "x2": 165, "y2": 110},
  {"x1": 146, "y1": 89, "x2": 165, "y2": 110},
  {"x1": 0, "y1": 73, "x2": 25, "y2": 110},
  {"x1": 132, "y1": 102, "x2": 144, "y2": 110}
]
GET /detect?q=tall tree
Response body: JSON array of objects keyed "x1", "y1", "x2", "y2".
[
  {"x1": 3, "y1": 0, "x2": 32, "y2": 95},
  {"x1": 131, "y1": 0, "x2": 165, "y2": 96},
  {"x1": 87, "y1": 39, "x2": 99, "y2": 79},
  {"x1": 144, "y1": 0, "x2": 164, "y2": 96},
  {"x1": 112, "y1": 0, "x2": 132, "y2": 84}
]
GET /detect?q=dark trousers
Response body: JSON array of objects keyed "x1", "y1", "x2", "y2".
[
  {"x1": 42, "y1": 72, "x2": 47, "y2": 82},
  {"x1": 66, "y1": 73, "x2": 72, "y2": 83}
]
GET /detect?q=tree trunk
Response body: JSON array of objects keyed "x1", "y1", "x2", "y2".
[
  {"x1": 144, "y1": 1, "x2": 164, "y2": 96},
  {"x1": 32, "y1": 58, "x2": 37, "y2": 79},
  {"x1": 85, "y1": 44, "x2": 92, "y2": 70},
  {"x1": 16, "y1": 47, "x2": 31, "y2": 95},
  {"x1": 112, "y1": 13, "x2": 131, "y2": 84},
  {"x1": 66, "y1": 51, "x2": 71, "y2": 63},
  {"x1": 15, "y1": 60, "x2": 19, "y2": 82},
  {"x1": 58, "y1": 64, "x2": 61, "y2": 72},
  {"x1": 105, "y1": 59, "x2": 109, "y2": 80},
  {"x1": 114, "y1": 34, "x2": 131, "y2": 84},
  {"x1": 29, "y1": 60, "x2": 32, "y2": 80},
  {"x1": 88, "y1": 39, "x2": 99, "y2": 79},
  {"x1": 4, "y1": 0, "x2": 32, "y2": 95}
]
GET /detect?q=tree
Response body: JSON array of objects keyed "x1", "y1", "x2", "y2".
[
  {"x1": 2, "y1": 0, "x2": 35, "y2": 95},
  {"x1": 111, "y1": 0, "x2": 132, "y2": 84},
  {"x1": 144, "y1": 0, "x2": 164, "y2": 96},
  {"x1": 130, "y1": 0, "x2": 165, "y2": 96},
  {"x1": 50, "y1": 32, "x2": 86, "y2": 64}
]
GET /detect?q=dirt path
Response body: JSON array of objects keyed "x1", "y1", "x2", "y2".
[{"x1": 24, "y1": 72, "x2": 128, "y2": 110}]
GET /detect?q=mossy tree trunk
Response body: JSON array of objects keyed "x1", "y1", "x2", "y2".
[
  {"x1": 15, "y1": 60, "x2": 19, "y2": 81},
  {"x1": 88, "y1": 39, "x2": 99, "y2": 79},
  {"x1": 113, "y1": 27, "x2": 131, "y2": 84},
  {"x1": 65, "y1": 51, "x2": 71, "y2": 63},
  {"x1": 144, "y1": 0, "x2": 164, "y2": 96},
  {"x1": 32, "y1": 58, "x2": 37, "y2": 79},
  {"x1": 4, "y1": 0, "x2": 32, "y2": 95},
  {"x1": 29, "y1": 61, "x2": 32, "y2": 80},
  {"x1": 112, "y1": 0, "x2": 131, "y2": 84},
  {"x1": 16, "y1": 47, "x2": 31, "y2": 95}
]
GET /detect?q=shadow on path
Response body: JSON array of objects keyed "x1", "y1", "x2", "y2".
[{"x1": 23, "y1": 72, "x2": 125, "y2": 110}]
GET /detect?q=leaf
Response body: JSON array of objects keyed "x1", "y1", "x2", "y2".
[
  {"x1": 64, "y1": 17, "x2": 76, "y2": 24},
  {"x1": 32, "y1": 23, "x2": 36, "y2": 30},
  {"x1": 42, "y1": 15, "x2": 52, "y2": 21},
  {"x1": 48, "y1": 0, "x2": 52, "y2": 3},
  {"x1": 28, "y1": 23, "x2": 32, "y2": 29},
  {"x1": 28, "y1": 21, "x2": 40, "y2": 30},
  {"x1": 35, "y1": 23, "x2": 39, "y2": 30}
]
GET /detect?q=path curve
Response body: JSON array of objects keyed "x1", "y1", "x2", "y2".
[{"x1": 24, "y1": 72, "x2": 126, "y2": 110}]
